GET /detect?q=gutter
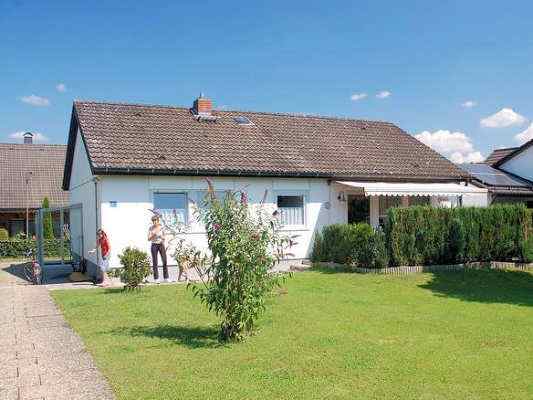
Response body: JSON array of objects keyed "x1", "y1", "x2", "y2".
[{"x1": 92, "y1": 166, "x2": 468, "y2": 184}]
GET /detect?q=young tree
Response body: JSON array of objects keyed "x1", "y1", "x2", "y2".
[
  {"x1": 189, "y1": 181, "x2": 294, "y2": 342},
  {"x1": 42, "y1": 197, "x2": 54, "y2": 239}
]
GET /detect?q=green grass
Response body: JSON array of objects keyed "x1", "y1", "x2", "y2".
[{"x1": 51, "y1": 269, "x2": 533, "y2": 400}]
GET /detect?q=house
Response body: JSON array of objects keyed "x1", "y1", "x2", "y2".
[
  {"x1": 62, "y1": 96, "x2": 487, "y2": 274},
  {"x1": 459, "y1": 140, "x2": 533, "y2": 207},
  {"x1": 0, "y1": 133, "x2": 68, "y2": 237}
]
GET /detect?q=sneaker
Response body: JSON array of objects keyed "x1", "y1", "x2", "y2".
[
  {"x1": 155, "y1": 279, "x2": 161, "y2": 284},
  {"x1": 163, "y1": 278, "x2": 169, "y2": 283}
]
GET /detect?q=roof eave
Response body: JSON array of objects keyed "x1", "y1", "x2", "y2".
[{"x1": 92, "y1": 166, "x2": 467, "y2": 183}]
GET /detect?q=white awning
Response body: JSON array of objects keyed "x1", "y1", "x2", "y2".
[{"x1": 335, "y1": 181, "x2": 488, "y2": 197}]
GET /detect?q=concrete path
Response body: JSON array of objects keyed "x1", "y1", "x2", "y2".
[{"x1": 0, "y1": 262, "x2": 115, "y2": 400}]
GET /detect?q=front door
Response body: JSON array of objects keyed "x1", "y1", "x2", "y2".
[{"x1": 348, "y1": 195, "x2": 370, "y2": 224}]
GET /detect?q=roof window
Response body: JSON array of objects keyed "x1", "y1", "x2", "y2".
[{"x1": 234, "y1": 116, "x2": 253, "y2": 125}]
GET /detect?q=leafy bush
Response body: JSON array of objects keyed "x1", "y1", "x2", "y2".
[
  {"x1": 387, "y1": 204, "x2": 532, "y2": 266},
  {"x1": 0, "y1": 239, "x2": 70, "y2": 258},
  {"x1": 310, "y1": 231, "x2": 324, "y2": 263},
  {"x1": 0, "y1": 228, "x2": 8, "y2": 240},
  {"x1": 312, "y1": 223, "x2": 389, "y2": 268},
  {"x1": 191, "y1": 183, "x2": 288, "y2": 342},
  {"x1": 115, "y1": 247, "x2": 151, "y2": 290}
]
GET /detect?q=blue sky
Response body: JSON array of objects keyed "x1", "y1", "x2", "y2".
[{"x1": 2, "y1": 0, "x2": 532, "y2": 162}]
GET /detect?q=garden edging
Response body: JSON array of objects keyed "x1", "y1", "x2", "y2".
[{"x1": 315, "y1": 261, "x2": 533, "y2": 275}]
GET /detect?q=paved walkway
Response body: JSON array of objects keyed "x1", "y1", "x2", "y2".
[{"x1": 0, "y1": 263, "x2": 115, "y2": 400}]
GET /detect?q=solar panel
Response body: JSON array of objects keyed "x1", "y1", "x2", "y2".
[
  {"x1": 234, "y1": 116, "x2": 252, "y2": 125},
  {"x1": 460, "y1": 163, "x2": 530, "y2": 187}
]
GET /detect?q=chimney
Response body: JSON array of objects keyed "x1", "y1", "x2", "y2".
[
  {"x1": 193, "y1": 93, "x2": 213, "y2": 116},
  {"x1": 23, "y1": 132, "x2": 33, "y2": 144}
]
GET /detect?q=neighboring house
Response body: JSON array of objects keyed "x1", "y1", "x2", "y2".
[
  {"x1": 62, "y1": 96, "x2": 487, "y2": 274},
  {"x1": 0, "y1": 133, "x2": 68, "y2": 237},
  {"x1": 459, "y1": 140, "x2": 533, "y2": 207}
]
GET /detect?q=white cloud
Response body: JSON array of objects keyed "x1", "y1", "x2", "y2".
[
  {"x1": 350, "y1": 93, "x2": 367, "y2": 101},
  {"x1": 376, "y1": 90, "x2": 391, "y2": 99},
  {"x1": 19, "y1": 94, "x2": 50, "y2": 107},
  {"x1": 415, "y1": 130, "x2": 484, "y2": 164},
  {"x1": 8, "y1": 131, "x2": 49, "y2": 143},
  {"x1": 480, "y1": 108, "x2": 526, "y2": 128},
  {"x1": 56, "y1": 83, "x2": 67, "y2": 92},
  {"x1": 461, "y1": 100, "x2": 477, "y2": 108},
  {"x1": 515, "y1": 123, "x2": 533, "y2": 144}
]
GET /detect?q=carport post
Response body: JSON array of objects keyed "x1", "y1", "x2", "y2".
[{"x1": 60, "y1": 208, "x2": 64, "y2": 265}]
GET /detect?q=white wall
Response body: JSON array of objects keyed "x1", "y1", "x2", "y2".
[
  {"x1": 68, "y1": 128, "x2": 97, "y2": 270},
  {"x1": 499, "y1": 146, "x2": 533, "y2": 182},
  {"x1": 99, "y1": 175, "x2": 340, "y2": 268}
]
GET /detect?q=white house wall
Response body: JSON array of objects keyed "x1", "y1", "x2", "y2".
[
  {"x1": 68, "y1": 128, "x2": 97, "y2": 269},
  {"x1": 499, "y1": 146, "x2": 533, "y2": 182},
  {"x1": 99, "y1": 175, "x2": 341, "y2": 268}
]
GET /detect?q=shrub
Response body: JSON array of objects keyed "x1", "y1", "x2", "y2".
[
  {"x1": 115, "y1": 247, "x2": 151, "y2": 290},
  {"x1": 387, "y1": 204, "x2": 532, "y2": 266},
  {"x1": 521, "y1": 235, "x2": 533, "y2": 263},
  {"x1": 312, "y1": 223, "x2": 389, "y2": 269},
  {"x1": 42, "y1": 197, "x2": 54, "y2": 239},
  {"x1": 0, "y1": 228, "x2": 8, "y2": 240},
  {"x1": 449, "y1": 218, "x2": 466, "y2": 263},
  {"x1": 191, "y1": 183, "x2": 288, "y2": 342},
  {"x1": 0, "y1": 239, "x2": 70, "y2": 259},
  {"x1": 310, "y1": 231, "x2": 324, "y2": 263}
]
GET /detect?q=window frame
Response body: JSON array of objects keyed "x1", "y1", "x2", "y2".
[
  {"x1": 274, "y1": 190, "x2": 308, "y2": 229},
  {"x1": 152, "y1": 191, "x2": 189, "y2": 225}
]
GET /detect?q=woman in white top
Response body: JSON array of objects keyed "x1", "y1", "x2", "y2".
[{"x1": 148, "y1": 215, "x2": 169, "y2": 283}]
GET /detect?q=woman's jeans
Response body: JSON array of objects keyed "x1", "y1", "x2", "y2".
[{"x1": 151, "y1": 243, "x2": 168, "y2": 280}]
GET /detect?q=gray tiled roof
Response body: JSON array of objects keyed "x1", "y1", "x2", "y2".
[
  {"x1": 0, "y1": 143, "x2": 68, "y2": 210},
  {"x1": 65, "y1": 100, "x2": 469, "y2": 188}
]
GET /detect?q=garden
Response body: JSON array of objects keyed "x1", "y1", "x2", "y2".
[
  {"x1": 52, "y1": 196, "x2": 533, "y2": 399},
  {"x1": 53, "y1": 269, "x2": 533, "y2": 400}
]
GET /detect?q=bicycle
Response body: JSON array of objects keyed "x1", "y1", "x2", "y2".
[{"x1": 23, "y1": 249, "x2": 42, "y2": 285}]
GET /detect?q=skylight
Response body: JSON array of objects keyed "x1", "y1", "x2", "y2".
[{"x1": 234, "y1": 116, "x2": 253, "y2": 125}]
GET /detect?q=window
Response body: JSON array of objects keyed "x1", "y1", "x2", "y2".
[
  {"x1": 277, "y1": 195, "x2": 305, "y2": 226},
  {"x1": 153, "y1": 192, "x2": 188, "y2": 224},
  {"x1": 234, "y1": 116, "x2": 253, "y2": 125}
]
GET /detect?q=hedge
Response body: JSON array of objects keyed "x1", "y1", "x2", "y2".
[
  {"x1": 311, "y1": 223, "x2": 389, "y2": 268},
  {"x1": 0, "y1": 239, "x2": 71, "y2": 259},
  {"x1": 386, "y1": 204, "x2": 533, "y2": 266}
]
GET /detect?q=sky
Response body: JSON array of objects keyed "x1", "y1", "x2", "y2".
[{"x1": 1, "y1": 0, "x2": 532, "y2": 163}]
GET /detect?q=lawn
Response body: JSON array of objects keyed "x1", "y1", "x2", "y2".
[{"x1": 51, "y1": 269, "x2": 533, "y2": 400}]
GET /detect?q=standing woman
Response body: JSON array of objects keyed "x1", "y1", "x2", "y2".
[
  {"x1": 90, "y1": 229, "x2": 111, "y2": 287},
  {"x1": 148, "y1": 215, "x2": 169, "y2": 283}
]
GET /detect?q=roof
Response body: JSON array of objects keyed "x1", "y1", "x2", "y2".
[
  {"x1": 63, "y1": 100, "x2": 469, "y2": 189},
  {"x1": 459, "y1": 163, "x2": 533, "y2": 195},
  {"x1": 484, "y1": 147, "x2": 519, "y2": 165},
  {"x1": 493, "y1": 138, "x2": 533, "y2": 168},
  {"x1": 0, "y1": 143, "x2": 68, "y2": 210}
]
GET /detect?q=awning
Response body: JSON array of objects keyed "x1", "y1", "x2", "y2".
[{"x1": 335, "y1": 181, "x2": 488, "y2": 197}]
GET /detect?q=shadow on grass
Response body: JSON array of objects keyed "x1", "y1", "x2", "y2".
[
  {"x1": 110, "y1": 324, "x2": 222, "y2": 349},
  {"x1": 420, "y1": 268, "x2": 533, "y2": 307}
]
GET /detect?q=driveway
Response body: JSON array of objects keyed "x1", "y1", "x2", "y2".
[{"x1": 0, "y1": 261, "x2": 115, "y2": 400}]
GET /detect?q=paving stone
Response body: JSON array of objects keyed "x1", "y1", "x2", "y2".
[
  {"x1": 0, "y1": 263, "x2": 115, "y2": 400},
  {"x1": 0, "y1": 387, "x2": 18, "y2": 400}
]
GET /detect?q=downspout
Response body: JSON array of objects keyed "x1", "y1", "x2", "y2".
[{"x1": 94, "y1": 176, "x2": 100, "y2": 272}]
